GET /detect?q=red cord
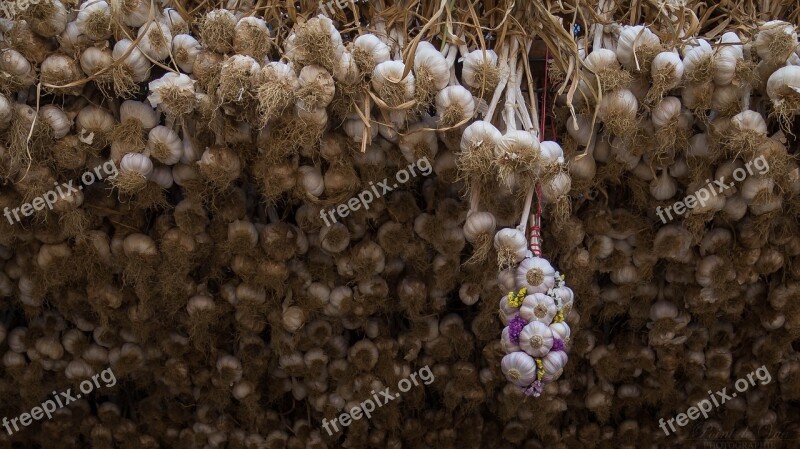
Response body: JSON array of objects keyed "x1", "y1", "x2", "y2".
[{"x1": 529, "y1": 184, "x2": 543, "y2": 257}]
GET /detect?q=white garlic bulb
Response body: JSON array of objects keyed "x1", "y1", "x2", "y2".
[
  {"x1": 462, "y1": 49, "x2": 499, "y2": 91},
  {"x1": 414, "y1": 42, "x2": 450, "y2": 95},
  {"x1": 650, "y1": 51, "x2": 684, "y2": 92},
  {"x1": 766, "y1": 66, "x2": 800, "y2": 127},
  {"x1": 172, "y1": 34, "x2": 201, "y2": 73},
  {"x1": 297, "y1": 65, "x2": 335, "y2": 110},
  {"x1": 494, "y1": 228, "x2": 528, "y2": 265},
  {"x1": 137, "y1": 20, "x2": 173, "y2": 61},
  {"x1": 120, "y1": 153, "x2": 154, "y2": 177},
  {"x1": 147, "y1": 126, "x2": 183, "y2": 165},
  {"x1": 515, "y1": 257, "x2": 556, "y2": 294},
  {"x1": 615, "y1": 25, "x2": 661, "y2": 71},
  {"x1": 372, "y1": 60, "x2": 415, "y2": 107},
  {"x1": 520, "y1": 293, "x2": 558, "y2": 324},
  {"x1": 76, "y1": 0, "x2": 111, "y2": 40},
  {"x1": 148, "y1": 72, "x2": 196, "y2": 118},
  {"x1": 113, "y1": 39, "x2": 151, "y2": 83},
  {"x1": 519, "y1": 321, "x2": 554, "y2": 357},
  {"x1": 501, "y1": 352, "x2": 538, "y2": 387},
  {"x1": 754, "y1": 21, "x2": 798, "y2": 66},
  {"x1": 353, "y1": 34, "x2": 391, "y2": 73},
  {"x1": 713, "y1": 32, "x2": 743, "y2": 86}
]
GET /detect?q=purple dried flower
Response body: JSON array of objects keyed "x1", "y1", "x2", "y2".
[
  {"x1": 551, "y1": 338, "x2": 565, "y2": 352},
  {"x1": 523, "y1": 381, "x2": 544, "y2": 397},
  {"x1": 508, "y1": 314, "x2": 527, "y2": 345}
]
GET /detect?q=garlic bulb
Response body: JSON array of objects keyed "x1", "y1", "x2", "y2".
[
  {"x1": 435, "y1": 85, "x2": 475, "y2": 128},
  {"x1": 218, "y1": 55, "x2": 261, "y2": 105},
  {"x1": 541, "y1": 350, "x2": 568, "y2": 382},
  {"x1": 198, "y1": 9, "x2": 237, "y2": 54},
  {"x1": 147, "y1": 126, "x2": 183, "y2": 165},
  {"x1": 649, "y1": 170, "x2": 677, "y2": 200},
  {"x1": 79, "y1": 46, "x2": 112, "y2": 79},
  {"x1": 501, "y1": 352, "x2": 538, "y2": 387},
  {"x1": 615, "y1": 25, "x2": 661, "y2": 71},
  {"x1": 462, "y1": 49, "x2": 500, "y2": 93},
  {"x1": 683, "y1": 40, "x2": 714, "y2": 83},
  {"x1": 137, "y1": 20, "x2": 173, "y2": 61},
  {"x1": 233, "y1": 16, "x2": 271, "y2": 60},
  {"x1": 147, "y1": 73, "x2": 196, "y2": 118},
  {"x1": 754, "y1": 21, "x2": 798, "y2": 66},
  {"x1": 494, "y1": 228, "x2": 528, "y2": 266},
  {"x1": 713, "y1": 32, "x2": 743, "y2": 86},
  {"x1": 172, "y1": 34, "x2": 201, "y2": 73},
  {"x1": 520, "y1": 293, "x2": 557, "y2": 324},
  {"x1": 550, "y1": 321, "x2": 571, "y2": 342},
  {"x1": 584, "y1": 49, "x2": 629, "y2": 92},
  {"x1": 650, "y1": 51, "x2": 684, "y2": 95},
  {"x1": 39, "y1": 105, "x2": 72, "y2": 139},
  {"x1": 0, "y1": 49, "x2": 35, "y2": 90},
  {"x1": 766, "y1": 66, "x2": 800, "y2": 129},
  {"x1": 76, "y1": 0, "x2": 111, "y2": 41},
  {"x1": 414, "y1": 42, "x2": 450, "y2": 102},
  {"x1": 353, "y1": 34, "x2": 391, "y2": 73},
  {"x1": 22, "y1": 0, "x2": 69, "y2": 37},
  {"x1": 148, "y1": 166, "x2": 174, "y2": 189},
  {"x1": 40, "y1": 55, "x2": 82, "y2": 95},
  {"x1": 460, "y1": 120, "x2": 502, "y2": 181},
  {"x1": 515, "y1": 257, "x2": 556, "y2": 294},
  {"x1": 372, "y1": 60, "x2": 415, "y2": 108},
  {"x1": 197, "y1": 146, "x2": 242, "y2": 187},
  {"x1": 398, "y1": 124, "x2": 437, "y2": 163},
  {"x1": 566, "y1": 114, "x2": 593, "y2": 147},
  {"x1": 598, "y1": 89, "x2": 638, "y2": 136},
  {"x1": 296, "y1": 65, "x2": 335, "y2": 111},
  {"x1": 463, "y1": 212, "x2": 496, "y2": 243},
  {"x1": 519, "y1": 321, "x2": 554, "y2": 357},
  {"x1": 120, "y1": 153, "x2": 154, "y2": 177},
  {"x1": 297, "y1": 166, "x2": 325, "y2": 197},
  {"x1": 113, "y1": 39, "x2": 151, "y2": 86}
]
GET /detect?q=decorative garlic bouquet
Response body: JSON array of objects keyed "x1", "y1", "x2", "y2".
[{"x1": 495, "y1": 205, "x2": 574, "y2": 397}]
